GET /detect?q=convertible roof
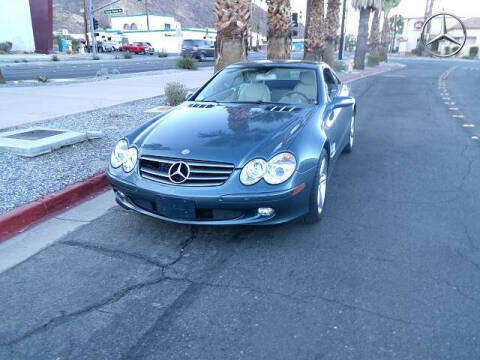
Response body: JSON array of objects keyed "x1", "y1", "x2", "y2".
[{"x1": 228, "y1": 60, "x2": 323, "y2": 69}]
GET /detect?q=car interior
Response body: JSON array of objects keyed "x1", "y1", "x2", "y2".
[{"x1": 196, "y1": 67, "x2": 320, "y2": 105}]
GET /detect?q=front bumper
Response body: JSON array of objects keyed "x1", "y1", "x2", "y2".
[{"x1": 106, "y1": 167, "x2": 315, "y2": 226}]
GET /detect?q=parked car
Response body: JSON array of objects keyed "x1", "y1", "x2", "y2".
[
  {"x1": 181, "y1": 39, "x2": 214, "y2": 61},
  {"x1": 122, "y1": 42, "x2": 155, "y2": 55},
  {"x1": 107, "y1": 61, "x2": 356, "y2": 225}
]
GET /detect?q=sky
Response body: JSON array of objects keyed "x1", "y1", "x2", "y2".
[{"x1": 290, "y1": 0, "x2": 480, "y2": 35}]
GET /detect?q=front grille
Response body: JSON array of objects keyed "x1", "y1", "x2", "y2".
[{"x1": 139, "y1": 156, "x2": 234, "y2": 187}]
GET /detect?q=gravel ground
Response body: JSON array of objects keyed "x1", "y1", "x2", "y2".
[{"x1": 0, "y1": 96, "x2": 166, "y2": 214}]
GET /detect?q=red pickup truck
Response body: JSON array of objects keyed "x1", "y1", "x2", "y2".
[{"x1": 122, "y1": 42, "x2": 155, "y2": 55}]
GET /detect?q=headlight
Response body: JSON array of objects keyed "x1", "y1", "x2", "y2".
[
  {"x1": 110, "y1": 139, "x2": 128, "y2": 168},
  {"x1": 122, "y1": 147, "x2": 138, "y2": 173},
  {"x1": 264, "y1": 153, "x2": 296, "y2": 184},
  {"x1": 240, "y1": 158, "x2": 267, "y2": 185},
  {"x1": 110, "y1": 139, "x2": 138, "y2": 172}
]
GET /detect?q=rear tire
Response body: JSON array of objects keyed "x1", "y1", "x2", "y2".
[{"x1": 303, "y1": 149, "x2": 329, "y2": 224}]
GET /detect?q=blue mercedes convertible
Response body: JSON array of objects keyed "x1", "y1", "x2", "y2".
[{"x1": 107, "y1": 60, "x2": 356, "y2": 225}]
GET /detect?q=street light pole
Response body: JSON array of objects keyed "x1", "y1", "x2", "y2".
[
  {"x1": 338, "y1": 0, "x2": 347, "y2": 60},
  {"x1": 145, "y1": 0, "x2": 150, "y2": 31},
  {"x1": 86, "y1": 0, "x2": 97, "y2": 56}
]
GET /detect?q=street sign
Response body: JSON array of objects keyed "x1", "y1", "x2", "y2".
[{"x1": 104, "y1": 8, "x2": 123, "y2": 15}]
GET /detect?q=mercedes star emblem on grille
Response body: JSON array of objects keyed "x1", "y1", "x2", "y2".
[{"x1": 168, "y1": 161, "x2": 190, "y2": 184}]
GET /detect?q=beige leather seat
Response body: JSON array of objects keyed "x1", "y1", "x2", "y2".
[
  {"x1": 293, "y1": 71, "x2": 317, "y2": 101},
  {"x1": 237, "y1": 72, "x2": 271, "y2": 102}
]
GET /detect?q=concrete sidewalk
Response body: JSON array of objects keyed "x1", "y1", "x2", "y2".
[{"x1": 0, "y1": 67, "x2": 214, "y2": 129}]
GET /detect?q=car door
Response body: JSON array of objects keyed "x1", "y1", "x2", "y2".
[{"x1": 322, "y1": 68, "x2": 343, "y2": 162}]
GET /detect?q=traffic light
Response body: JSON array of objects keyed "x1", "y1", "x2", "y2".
[
  {"x1": 291, "y1": 13, "x2": 298, "y2": 28},
  {"x1": 93, "y1": 17, "x2": 99, "y2": 30}
]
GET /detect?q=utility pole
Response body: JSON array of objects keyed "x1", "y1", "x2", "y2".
[
  {"x1": 85, "y1": 0, "x2": 97, "y2": 56},
  {"x1": 338, "y1": 0, "x2": 347, "y2": 60},
  {"x1": 145, "y1": 0, "x2": 150, "y2": 31},
  {"x1": 83, "y1": 0, "x2": 90, "y2": 51}
]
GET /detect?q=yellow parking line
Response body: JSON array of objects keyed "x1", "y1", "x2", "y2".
[
  {"x1": 463, "y1": 123, "x2": 475, "y2": 128},
  {"x1": 449, "y1": 107, "x2": 459, "y2": 111},
  {"x1": 453, "y1": 114, "x2": 465, "y2": 118},
  {"x1": 472, "y1": 135, "x2": 479, "y2": 140}
]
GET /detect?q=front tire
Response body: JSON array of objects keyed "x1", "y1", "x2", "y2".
[
  {"x1": 303, "y1": 149, "x2": 329, "y2": 224},
  {"x1": 343, "y1": 110, "x2": 355, "y2": 154}
]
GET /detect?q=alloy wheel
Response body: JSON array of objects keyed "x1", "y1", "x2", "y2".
[
  {"x1": 317, "y1": 157, "x2": 328, "y2": 215},
  {"x1": 349, "y1": 114, "x2": 355, "y2": 148}
]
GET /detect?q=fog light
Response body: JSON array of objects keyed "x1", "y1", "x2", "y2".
[{"x1": 258, "y1": 207, "x2": 275, "y2": 216}]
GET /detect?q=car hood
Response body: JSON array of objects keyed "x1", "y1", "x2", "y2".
[{"x1": 132, "y1": 102, "x2": 312, "y2": 167}]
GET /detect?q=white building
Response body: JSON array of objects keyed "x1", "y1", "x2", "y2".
[
  {"x1": 110, "y1": 14, "x2": 181, "y2": 32},
  {"x1": 0, "y1": 0, "x2": 35, "y2": 52},
  {"x1": 438, "y1": 17, "x2": 480, "y2": 57},
  {"x1": 397, "y1": 17, "x2": 440, "y2": 54}
]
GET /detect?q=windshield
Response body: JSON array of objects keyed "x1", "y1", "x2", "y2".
[{"x1": 193, "y1": 66, "x2": 318, "y2": 105}]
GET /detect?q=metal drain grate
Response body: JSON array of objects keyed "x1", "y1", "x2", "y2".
[{"x1": 6, "y1": 129, "x2": 66, "y2": 141}]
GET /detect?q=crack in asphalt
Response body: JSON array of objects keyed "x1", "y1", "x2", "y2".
[
  {"x1": 1, "y1": 228, "x2": 199, "y2": 347},
  {"x1": 163, "y1": 275, "x2": 433, "y2": 329},
  {"x1": 61, "y1": 240, "x2": 167, "y2": 268},
  {"x1": 0, "y1": 274, "x2": 169, "y2": 347}
]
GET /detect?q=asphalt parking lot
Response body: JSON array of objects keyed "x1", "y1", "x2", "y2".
[{"x1": 1, "y1": 58, "x2": 479, "y2": 359}]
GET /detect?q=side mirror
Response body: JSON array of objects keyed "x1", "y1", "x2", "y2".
[{"x1": 331, "y1": 96, "x2": 354, "y2": 109}]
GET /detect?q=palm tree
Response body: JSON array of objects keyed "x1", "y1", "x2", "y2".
[
  {"x1": 352, "y1": 0, "x2": 382, "y2": 70},
  {"x1": 369, "y1": 8, "x2": 381, "y2": 57},
  {"x1": 380, "y1": 0, "x2": 400, "y2": 61},
  {"x1": 214, "y1": 0, "x2": 250, "y2": 72},
  {"x1": 323, "y1": 0, "x2": 341, "y2": 66},
  {"x1": 267, "y1": 0, "x2": 292, "y2": 60},
  {"x1": 303, "y1": 0, "x2": 325, "y2": 61}
]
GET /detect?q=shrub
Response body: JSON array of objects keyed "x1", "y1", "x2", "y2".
[
  {"x1": 165, "y1": 82, "x2": 188, "y2": 106},
  {"x1": 92, "y1": 55, "x2": 100, "y2": 60},
  {"x1": 469, "y1": 46, "x2": 479, "y2": 58},
  {"x1": 0, "y1": 42, "x2": 12, "y2": 53},
  {"x1": 176, "y1": 56, "x2": 197, "y2": 70},
  {"x1": 123, "y1": 52, "x2": 132, "y2": 59},
  {"x1": 51, "y1": 54, "x2": 59, "y2": 61},
  {"x1": 332, "y1": 60, "x2": 346, "y2": 72},
  {"x1": 158, "y1": 52, "x2": 168, "y2": 58},
  {"x1": 251, "y1": 46, "x2": 258, "y2": 52},
  {"x1": 37, "y1": 75, "x2": 49, "y2": 83},
  {"x1": 367, "y1": 55, "x2": 381, "y2": 67},
  {"x1": 444, "y1": 46, "x2": 451, "y2": 55}
]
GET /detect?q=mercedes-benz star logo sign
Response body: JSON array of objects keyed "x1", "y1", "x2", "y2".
[
  {"x1": 421, "y1": 13, "x2": 467, "y2": 58},
  {"x1": 168, "y1": 161, "x2": 190, "y2": 184}
]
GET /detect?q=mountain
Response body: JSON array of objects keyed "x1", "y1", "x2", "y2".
[{"x1": 53, "y1": 0, "x2": 267, "y2": 35}]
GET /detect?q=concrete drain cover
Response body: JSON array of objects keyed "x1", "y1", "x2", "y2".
[{"x1": 0, "y1": 127, "x2": 94, "y2": 157}]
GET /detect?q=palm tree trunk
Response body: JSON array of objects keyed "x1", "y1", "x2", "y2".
[
  {"x1": 303, "y1": 0, "x2": 325, "y2": 61},
  {"x1": 354, "y1": 7, "x2": 371, "y2": 70},
  {"x1": 214, "y1": 0, "x2": 250, "y2": 72},
  {"x1": 369, "y1": 8, "x2": 381, "y2": 57},
  {"x1": 267, "y1": 0, "x2": 292, "y2": 60},
  {"x1": 379, "y1": 12, "x2": 389, "y2": 61},
  {"x1": 323, "y1": 0, "x2": 341, "y2": 67}
]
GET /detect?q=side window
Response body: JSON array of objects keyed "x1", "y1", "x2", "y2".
[{"x1": 323, "y1": 69, "x2": 339, "y2": 99}]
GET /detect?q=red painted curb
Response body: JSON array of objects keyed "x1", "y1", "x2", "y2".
[
  {"x1": 340, "y1": 65, "x2": 403, "y2": 83},
  {"x1": 0, "y1": 172, "x2": 110, "y2": 244}
]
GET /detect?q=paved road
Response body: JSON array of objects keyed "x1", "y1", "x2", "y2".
[
  {"x1": 2, "y1": 51, "x2": 303, "y2": 81},
  {"x1": 1, "y1": 58, "x2": 480, "y2": 359}
]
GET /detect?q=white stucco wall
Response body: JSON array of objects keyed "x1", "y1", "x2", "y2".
[{"x1": 0, "y1": 0, "x2": 35, "y2": 51}]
